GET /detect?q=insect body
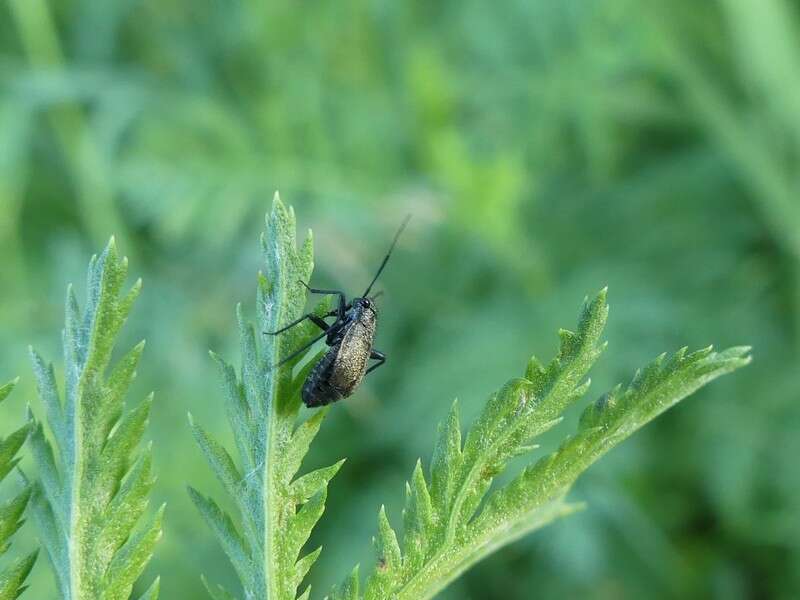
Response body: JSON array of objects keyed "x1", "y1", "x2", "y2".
[
  {"x1": 300, "y1": 296, "x2": 379, "y2": 407},
  {"x1": 266, "y1": 216, "x2": 409, "y2": 407}
]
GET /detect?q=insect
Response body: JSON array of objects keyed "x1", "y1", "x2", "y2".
[{"x1": 266, "y1": 215, "x2": 411, "y2": 408}]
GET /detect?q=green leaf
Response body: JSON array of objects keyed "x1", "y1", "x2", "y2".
[
  {"x1": 200, "y1": 576, "x2": 237, "y2": 600},
  {"x1": 289, "y1": 460, "x2": 345, "y2": 504},
  {"x1": 187, "y1": 487, "x2": 251, "y2": 586},
  {"x1": 135, "y1": 577, "x2": 160, "y2": 600},
  {"x1": 328, "y1": 566, "x2": 359, "y2": 600},
  {"x1": 0, "y1": 551, "x2": 38, "y2": 600},
  {"x1": 190, "y1": 195, "x2": 343, "y2": 599},
  {"x1": 338, "y1": 289, "x2": 753, "y2": 600},
  {"x1": 28, "y1": 238, "x2": 162, "y2": 599},
  {"x1": 0, "y1": 379, "x2": 36, "y2": 600},
  {"x1": 102, "y1": 505, "x2": 164, "y2": 600},
  {"x1": 188, "y1": 416, "x2": 242, "y2": 500}
]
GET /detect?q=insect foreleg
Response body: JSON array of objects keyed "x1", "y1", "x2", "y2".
[
  {"x1": 264, "y1": 312, "x2": 329, "y2": 335},
  {"x1": 272, "y1": 329, "x2": 330, "y2": 370},
  {"x1": 299, "y1": 281, "x2": 348, "y2": 318},
  {"x1": 365, "y1": 349, "x2": 386, "y2": 375}
]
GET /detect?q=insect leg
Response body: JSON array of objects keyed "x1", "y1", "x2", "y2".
[
  {"x1": 308, "y1": 314, "x2": 331, "y2": 331},
  {"x1": 272, "y1": 320, "x2": 348, "y2": 371},
  {"x1": 365, "y1": 349, "x2": 386, "y2": 375},
  {"x1": 299, "y1": 281, "x2": 348, "y2": 318},
  {"x1": 272, "y1": 329, "x2": 330, "y2": 369},
  {"x1": 264, "y1": 312, "x2": 331, "y2": 335}
]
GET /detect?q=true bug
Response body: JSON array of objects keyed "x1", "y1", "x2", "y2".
[{"x1": 266, "y1": 216, "x2": 410, "y2": 408}]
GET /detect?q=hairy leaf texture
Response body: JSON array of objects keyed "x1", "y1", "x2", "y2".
[
  {"x1": 0, "y1": 379, "x2": 37, "y2": 600},
  {"x1": 190, "y1": 195, "x2": 343, "y2": 600},
  {"x1": 329, "y1": 289, "x2": 750, "y2": 600},
  {"x1": 28, "y1": 239, "x2": 162, "y2": 599}
]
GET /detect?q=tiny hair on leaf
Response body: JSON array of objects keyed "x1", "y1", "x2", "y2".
[
  {"x1": 27, "y1": 238, "x2": 162, "y2": 599},
  {"x1": 0, "y1": 378, "x2": 37, "y2": 600},
  {"x1": 190, "y1": 195, "x2": 344, "y2": 600},
  {"x1": 320, "y1": 289, "x2": 752, "y2": 600}
]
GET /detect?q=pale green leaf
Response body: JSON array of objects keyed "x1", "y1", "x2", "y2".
[
  {"x1": 349, "y1": 289, "x2": 751, "y2": 600},
  {"x1": 135, "y1": 577, "x2": 159, "y2": 600},
  {"x1": 289, "y1": 460, "x2": 345, "y2": 503},
  {"x1": 328, "y1": 565, "x2": 359, "y2": 600},
  {"x1": 28, "y1": 239, "x2": 162, "y2": 599},
  {"x1": 189, "y1": 415, "x2": 242, "y2": 499},
  {"x1": 190, "y1": 196, "x2": 343, "y2": 600},
  {"x1": 187, "y1": 488, "x2": 251, "y2": 585},
  {"x1": 200, "y1": 576, "x2": 237, "y2": 600},
  {"x1": 0, "y1": 551, "x2": 38, "y2": 600},
  {"x1": 0, "y1": 379, "x2": 36, "y2": 599}
]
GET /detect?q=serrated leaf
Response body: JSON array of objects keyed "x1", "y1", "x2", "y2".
[
  {"x1": 0, "y1": 551, "x2": 38, "y2": 600},
  {"x1": 0, "y1": 380, "x2": 36, "y2": 600},
  {"x1": 289, "y1": 460, "x2": 345, "y2": 503},
  {"x1": 328, "y1": 565, "x2": 359, "y2": 600},
  {"x1": 293, "y1": 546, "x2": 322, "y2": 591},
  {"x1": 201, "y1": 576, "x2": 237, "y2": 600},
  {"x1": 0, "y1": 425, "x2": 30, "y2": 483},
  {"x1": 375, "y1": 506, "x2": 401, "y2": 570},
  {"x1": 354, "y1": 289, "x2": 750, "y2": 600},
  {"x1": 429, "y1": 401, "x2": 461, "y2": 518},
  {"x1": 28, "y1": 239, "x2": 162, "y2": 599},
  {"x1": 286, "y1": 489, "x2": 328, "y2": 562},
  {"x1": 135, "y1": 577, "x2": 160, "y2": 600},
  {"x1": 189, "y1": 415, "x2": 242, "y2": 499},
  {"x1": 101, "y1": 505, "x2": 164, "y2": 600},
  {"x1": 25, "y1": 422, "x2": 61, "y2": 523},
  {"x1": 191, "y1": 197, "x2": 342, "y2": 600},
  {"x1": 0, "y1": 488, "x2": 31, "y2": 553},
  {"x1": 27, "y1": 488, "x2": 67, "y2": 592},
  {"x1": 188, "y1": 488, "x2": 251, "y2": 585},
  {"x1": 282, "y1": 410, "x2": 328, "y2": 483},
  {"x1": 28, "y1": 349, "x2": 65, "y2": 449},
  {"x1": 97, "y1": 451, "x2": 156, "y2": 567}
]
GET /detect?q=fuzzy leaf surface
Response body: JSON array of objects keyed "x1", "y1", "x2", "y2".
[
  {"x1": 191, "y1": 195, "x2": 343, "y2": 600},
  {"x1": 332, "y1": 290, "x2": 752, "y2": 600},
  {"x1": 28, "y1": 239, "x2": 161, "y2": 599},
  {"x1": 0, "y1": 379, "x2": 36, "y2": 600}
]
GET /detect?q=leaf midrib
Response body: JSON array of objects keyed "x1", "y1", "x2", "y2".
[{"x1": 397, "y1": 351, "x2": 593, "y2": 600}]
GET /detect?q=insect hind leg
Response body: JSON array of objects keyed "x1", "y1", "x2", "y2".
[{"x1": 365, "y1": 349, "x2": 386, "y2": 375}]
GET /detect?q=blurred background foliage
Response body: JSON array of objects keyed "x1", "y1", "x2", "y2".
[{"x1": 0, "y1": 0, "x2": 798, "y2": 598}]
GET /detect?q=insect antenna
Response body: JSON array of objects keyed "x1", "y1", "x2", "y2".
[{"x1": 363, "y1": 214, "x2": 411, "y2": 297}]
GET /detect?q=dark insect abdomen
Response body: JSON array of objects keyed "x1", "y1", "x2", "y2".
[
  {"x1": 302, "y1": 347, "x2": 344, "y2": 407},
  {"x1": 302, "y1": 313, "x2": 376, "y2": 407}
]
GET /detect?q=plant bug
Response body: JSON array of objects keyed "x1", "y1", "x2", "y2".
[{"x1": 266, "y1": 215, "x2": 411, "y2": 407}]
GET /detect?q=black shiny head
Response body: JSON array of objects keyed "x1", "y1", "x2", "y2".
[{"x1": 353, "y1": 296, "x2": 377, "y2": 314}]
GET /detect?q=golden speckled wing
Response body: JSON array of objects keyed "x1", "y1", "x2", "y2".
[{"x1": 330, "y1": 314, "x2": 376, "y2": 396}]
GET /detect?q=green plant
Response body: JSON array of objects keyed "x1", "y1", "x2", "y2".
[
  {"x1": 0, "y1": 379, "x2": 37, "y2": 599},
  {"x1": 190, "y1": 196, "x2": 342, "y2": 600},
  {"x1": 27, "y1": 239, "x2": 162, "y2": 600},
  {"x1": 192, "y1": 199, "x2": 751, "y2": 600},
  {"x1": 333, "y1": 294, "x2": 751, "y2": 600}
]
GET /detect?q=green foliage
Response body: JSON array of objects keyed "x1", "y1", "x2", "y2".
[
  {"x1": 330, "y1": 290, "x2": 751, "y2": 600},
  {"x1": 27, "y1": 239, "x2": 162, "y2": 599},
  {"x1": 189, "y1": 196, "x2": 343, "y2": 600},
  {"x1": 0, "y1": 379, "x2": 36, "y2": 600},
  {"x1": 0, "y1": 0, "x2": 794, "y2": 597}
]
